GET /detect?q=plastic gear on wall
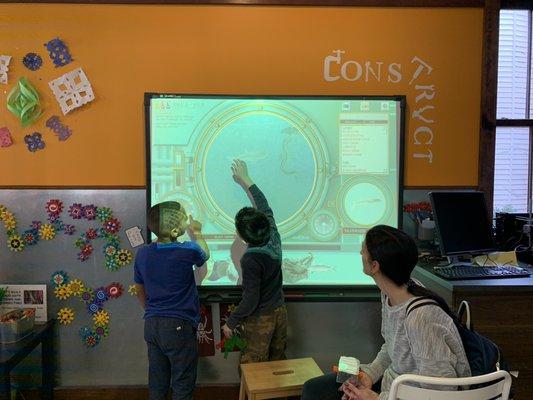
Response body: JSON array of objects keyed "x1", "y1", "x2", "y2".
[
  {"x1": 57, "y1": 307, "x2": 75, "y2": 325},
  {"x1": 51, "y1": 270, "x2": 69, "y2": 287},
  {"x1": 53, "y1": 273, "x2": 125, "y2": 348},
  {"x1": 54, "y1": 284, "x2": 72, "y2": 300}
]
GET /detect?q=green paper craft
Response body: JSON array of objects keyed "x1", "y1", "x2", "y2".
[
  {"x1": 222, "y1": 334, "x2": 246, "y2": 359},
  {"x1": 7, "y1": 77, "x2": 43, "y2": 127}
]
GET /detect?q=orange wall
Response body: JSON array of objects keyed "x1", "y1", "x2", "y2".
[{"x1": 0, "y1": 5, "x2": 483, "y2": 187}]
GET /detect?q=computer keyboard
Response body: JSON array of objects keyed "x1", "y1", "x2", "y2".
[{"x1": 434, "y1": 265, "x2": 531, "y2": 280}]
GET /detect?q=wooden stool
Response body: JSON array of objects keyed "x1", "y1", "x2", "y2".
[{"x1": 239, "y1": 357, "x2": 323, "y2": 400}]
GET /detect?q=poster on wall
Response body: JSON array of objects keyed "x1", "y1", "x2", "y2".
[{"x1": 0, "y1": 284, "x2": 47, "y2": 322}]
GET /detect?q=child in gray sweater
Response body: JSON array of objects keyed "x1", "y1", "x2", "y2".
[{"x1": 302, "y1": 225, "x2": 470, "y2": 400}]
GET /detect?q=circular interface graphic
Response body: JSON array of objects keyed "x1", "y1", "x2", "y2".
[
  {"x1": 194, "y1": 102, "x2": 329, "y2": 235},
  {"x1": 338, "y1": 179, "x2": 393, "y2": 227},
  {"x1": 310, "y1": 210, "x2": 339, "y2": 241}
]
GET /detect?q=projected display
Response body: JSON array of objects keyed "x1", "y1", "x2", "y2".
[{"x1": 147, "y1": 95, "x2": 404, "y2": 287}]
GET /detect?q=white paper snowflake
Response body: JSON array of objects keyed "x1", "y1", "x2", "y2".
[
  {"x1": 48, "y1": 67, "x2": 95, "y2": 115},
  {"x1": 0, "y1": 55, "x2": 11, "y2": 85}
]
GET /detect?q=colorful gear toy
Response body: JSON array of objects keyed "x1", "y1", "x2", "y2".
[
  {"x1": 54, "y1": 284, "x2": 72, "y2": 300},
  {"x1": 45, "y1": 199, "x2": 63, "y2": 217},
  {"x1": 115, "y1": 249, "x2": 132, "y2": 266},
  {"x1": 22, "y1": 229, "x2": 39, "y2": 245},
  {"x1": 39, "y1": 223, "x2": 56, "y2": 240},
  {"x1": 80, "y1": 288, "x2": 95, "y2": 303},
  {"x1": 68, "y1": 203, "x2": 83, "y2": 219},
  {"x1": 84, "y1": 333, "x2": 99, "y2": 348},
  {"x1": 7, "y1": 235, "x2": 25, "y2": 252},
  {"x1": 81, "y1": 243, "x2": 93, "y2": 256},
  {"x1": 96, "y1": 207, "x2": 112, "y2": 222},
  {"x1": 94, "y1": 287, "x2": 108, "y2": 302},
  {"x1": 51, "y1": 270, "x2": 69, "y2": 287},
  {"x1": 68, "y1": 279, "x2": 85, "y2": 296},
  {"x1": 103, "y1": 218, "x2": 121, "y2": 234},
  {"x1": 85, "y1": 228, "x2": 99, "y2": 240},
  {"x1": 77, "y1": 251, "x2": 90, "y2": 262},
  {"x1": 30, "y1": 220, "x2": 41, "y2": 230},
  {"x1": 87, "y1": 301, "x2": 102, "y2": 314},
  {"x1": 74, "y1": 238, "x2": 87, "y2": 249},
  {"x1": 83, "y1": 205, "x2": 98, "y2": 220},
  {"x1": 93, "y1": 310, "x2": 110, "y2": 327},
  {"x1": 103, "y1": 243, "x2": 118, "y2": 257},
  {"x1": 106, "y1": 282, "x2": 124, "y2": 299},
  {"x1": 128, "y1": 285, "x2": 137, "y2": 296},
  {"x1": 3, "y1": 215, "x2": 16, "y2": 230},
  {"x1": 94, "y1": 325, "x2": 109, "y2": 338},
  {"x1": 57, "y1": 308, "x2": 75, "y2": 325},
  {"x1": 63, "y1": 224, "x2": 76, "y2": 235},
  {"x1": 52, "y1": 219, "x2": 65, "y2": 232},
  {"x1": 105, "y1": 256, "x2": 120, "y2": 271}
]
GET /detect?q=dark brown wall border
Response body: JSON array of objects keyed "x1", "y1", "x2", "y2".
[
  {"x1": 0, "y1": 0, "x2": 484, "y2": 5},
  {"x1": 478, "y1": 0, "x2": 500, "y2": 214}
]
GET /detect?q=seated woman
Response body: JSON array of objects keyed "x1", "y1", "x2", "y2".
[{"x1": 301, "y1": 225, "x2": 470, "y2": 400}]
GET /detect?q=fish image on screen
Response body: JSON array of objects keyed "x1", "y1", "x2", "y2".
[{"x1": 146, "y1": 94, "x2": 405, "y2": 287}]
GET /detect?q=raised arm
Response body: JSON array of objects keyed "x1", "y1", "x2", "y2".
[{"x1": 231, "y1": 159, "x2": 280, "y2": 247}]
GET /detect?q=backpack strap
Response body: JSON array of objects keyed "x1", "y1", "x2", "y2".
[
  {"x1": 457, "y1": 300, "x2": 472, "y2": 330},
  {"x1": 405, "y1": 296, "x2": 440, "y2": 318}
]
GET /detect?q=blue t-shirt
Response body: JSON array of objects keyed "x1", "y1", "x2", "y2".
[{"x1": 133, "y1": 241, "x2": 207, "y2": 324}]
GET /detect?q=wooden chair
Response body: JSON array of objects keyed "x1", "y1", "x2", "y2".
[
  {"x1": 239, "y1": 357, "x2": 323, "y2": 400},
  {"x1": 387, "y1": 370, "x2": 512, "y2": 400}
]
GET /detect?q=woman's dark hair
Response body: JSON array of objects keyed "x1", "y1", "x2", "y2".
[
  {"x1": 365, "y1": 225, "x2": 455, "y2": 318},
  {"x1": 235, "y1": 207, "x2": 271, "y2": 247}
]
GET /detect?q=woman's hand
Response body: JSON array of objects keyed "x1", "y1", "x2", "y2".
[
  {"x1": 357, "y1": 371, "x2": 373, "y2": 390},
  {"x1": 341, "y1": 382, "x2": 379, "y2": 400}
]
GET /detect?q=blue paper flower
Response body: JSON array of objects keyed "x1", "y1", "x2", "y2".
[{"x1": 24, "y1": 132, "x2": 45, "y2": 152}]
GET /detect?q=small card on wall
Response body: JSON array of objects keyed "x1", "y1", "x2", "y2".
[
  {"x1": 0, "y1": 284, "x2": 47, "y2": 322},
  {"x1": 125, "y1": 226, "x2": 144, "y2": 248}
]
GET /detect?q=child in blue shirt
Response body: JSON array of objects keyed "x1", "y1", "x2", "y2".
[{"x1": 134, "y1": 201, "x2": 209, "y2": 400}]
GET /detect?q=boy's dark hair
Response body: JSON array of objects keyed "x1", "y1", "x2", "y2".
[
  {"x1": 365, "y1": 224, "x2": 454, "y2": 316},
  {"x1": 235, "y1": 207, "x2": 271, "y2": 246},
  {"x1": 147, "y1": 201, "x2": 186, "y2": 238}
]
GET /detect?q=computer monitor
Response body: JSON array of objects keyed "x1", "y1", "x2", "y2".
[{"x1": 429, "y1": 191, "x2": 496, "y2": 258}]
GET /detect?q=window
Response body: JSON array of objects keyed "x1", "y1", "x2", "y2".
[{"x1": 495, "y1": 10, "x2": 533, "y2": 214}]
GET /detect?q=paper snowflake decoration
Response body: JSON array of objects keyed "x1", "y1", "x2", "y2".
[
  {"x1": 48, "y1": 67, "x2": 94, "y2": 115},
  {"x1": 24, "y1": 132, "x2": 45, "y2": 152},
  {"x1": 0, "y1": 55, "x2": 11, "y2": 84},
  {"x1": 128, "y1": 285, "x2": 137, "y2": 296},
  {"x1": 44, "y1": 38, "x2": 73, "y2": 68},
  {"x1": 0, "y1": 127, "x2": 13, "y2": 148},
  {"x1": 45, "y1": 116, "x2": 72, "y2": 141}
]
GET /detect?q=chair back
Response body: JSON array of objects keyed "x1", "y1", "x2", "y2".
[{"x1": 387, "y1": 370, "x2": 512, "y2": 400}]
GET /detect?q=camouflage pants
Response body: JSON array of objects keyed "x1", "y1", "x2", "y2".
[{"x1": 240, "y1": 305, "x2": 287, "y2": 365}]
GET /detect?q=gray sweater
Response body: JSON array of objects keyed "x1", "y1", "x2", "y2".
[{"x1": 360, "y1": 294, "x2": 471, "y2": 399}]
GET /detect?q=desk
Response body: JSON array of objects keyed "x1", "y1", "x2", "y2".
[
  {"x1": 413, "y1": 263, "x2": 533, "y2": 400},
  {"x1": 0, "y1": 320, "x2": 55, "y2": 400}
]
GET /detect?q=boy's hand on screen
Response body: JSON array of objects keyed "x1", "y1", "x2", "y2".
[
  {"x1": 231, "y1": 159, "x2": 253, "y2": 188},
  {"x1": 187, "y1": 215, "x2": 202, "y2": 239}
]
